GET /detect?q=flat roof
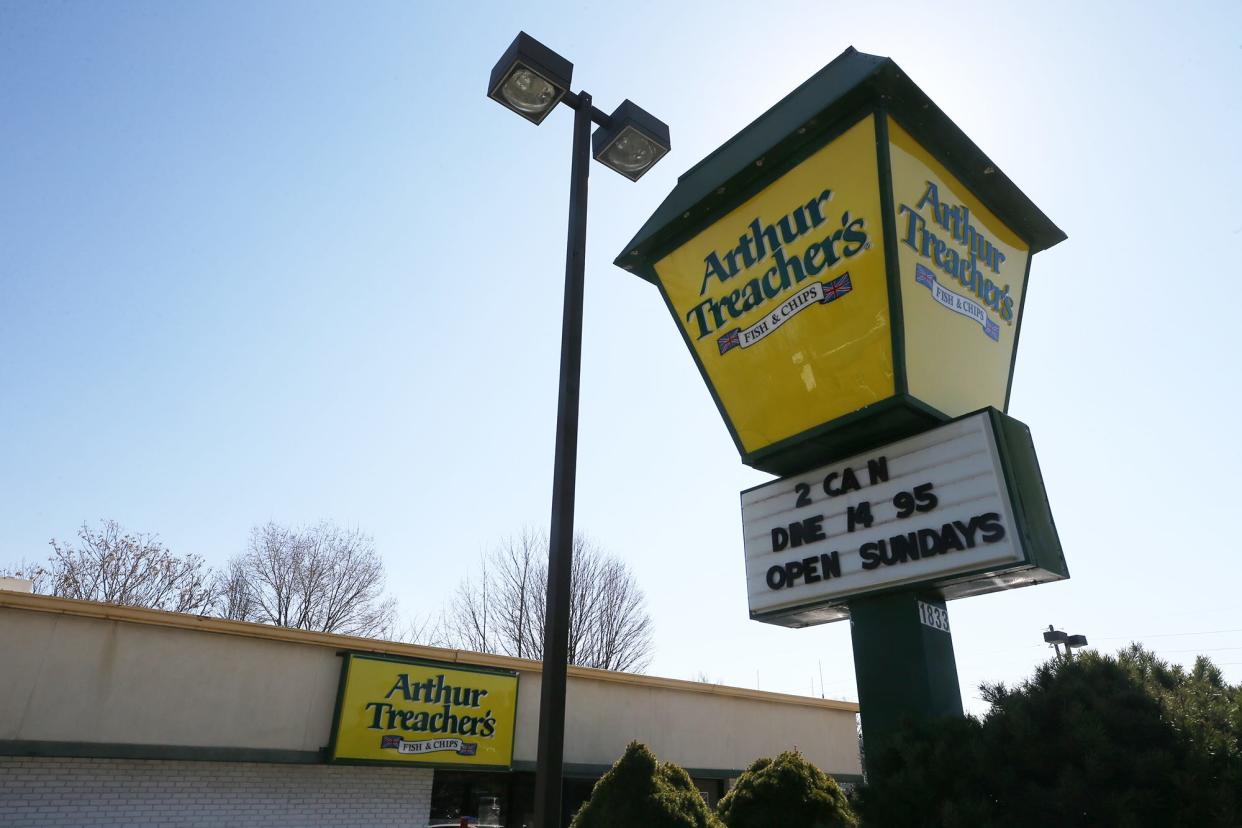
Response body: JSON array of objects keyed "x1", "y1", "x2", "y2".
[{"x1": 0, "y1": 589, "x2": 858, "y2": 713}]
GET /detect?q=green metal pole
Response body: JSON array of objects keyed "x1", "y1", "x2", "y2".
[{"x1": 850, "y1": 591, "x2": 963, "y2": 776}]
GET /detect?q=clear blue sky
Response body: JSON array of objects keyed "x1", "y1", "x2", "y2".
[{"x1": 3, "y1": 0, "x2": 1241, "y2": 712}]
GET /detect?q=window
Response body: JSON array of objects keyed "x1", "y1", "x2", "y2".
[{"x1": 429, "y1": 771, "x2": 534, "y2": 828}]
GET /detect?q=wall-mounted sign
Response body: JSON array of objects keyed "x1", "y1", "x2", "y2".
[
  {"x1": 616, "y1": 49, "x2": 1065, "y2": 475},
  {"x1": 741, "y1": 409, "x2": 1067, "y2": 627},
  {"x1": 328, "y1": 654, "x2": 519, "y2": 769}
]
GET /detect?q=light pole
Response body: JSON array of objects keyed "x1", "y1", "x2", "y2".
[
  {"x1": 1044, "y1": 625, "x2": 1089, "y2": 661},
  {"x1": 487, "y1": 31, "x2": 671, "y2": 828}
]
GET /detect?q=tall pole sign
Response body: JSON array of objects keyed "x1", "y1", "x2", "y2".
[{"x1": 617, "y1": 48, "x2": 1067, "y2": 773}]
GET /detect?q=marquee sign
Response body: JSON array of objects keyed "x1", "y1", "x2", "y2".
[
  {"x1": 328, "y1": 654, "x2": 519, "y2": 769},
  {"x1": 741, "y1": 409, "x2": 1067, "y2": 627}
]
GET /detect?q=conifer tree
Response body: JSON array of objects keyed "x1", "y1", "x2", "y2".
[
  {"x1": 715, "y1": 749, "x2": 857, "y2": 828},
  {"x1": 570, "y1": 742, "x2": 721, "y2": 828},
  {"x1": 855, "y1": 647, "x2": 1242, "y2": 827}
]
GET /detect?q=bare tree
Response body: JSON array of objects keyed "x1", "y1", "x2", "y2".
[
  {"x1": 0, "y1": 558, "x2": 50, "y2": 594},
  {"x1": 390, "y1": 612, "x2": 447, "y2": 648},
  {"x1": 444, "y1": 528, "x2": 540, "y2": 658},
  {"x1": 1, "y1": 520, "x2": 216, "y2": 613},
  {"x1": 444, "y1": 530, "x2": 654, "y2": 672},
  {"x1": 212, "y1": 555, "x2": 254, "y2": 622},
  {"x1": 226, "y1": 522, "x2": 397, "y2": 638}
]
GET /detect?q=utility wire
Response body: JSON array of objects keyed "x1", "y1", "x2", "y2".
[
  {"x1": 1093, "y1": 627, "x2": 1242, "y2": 641},
  {"x1": 1153, "y1": 645, "x2": 1242, "y2": 654}
]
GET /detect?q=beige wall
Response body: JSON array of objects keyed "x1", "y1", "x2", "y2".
[
  {"x1": 516, "y1": 671, "x2": 860, "y2": 775},
  {"x1": 0, "y1": 608, "x2": 340, "y2": 752},
  {"x1": 0, "y1": 593, "x2": 860, "y2": 777}
]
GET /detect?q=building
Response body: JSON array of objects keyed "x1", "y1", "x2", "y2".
[{"x1": 0, "y1": 588, "x2": 861, "y2": 827}]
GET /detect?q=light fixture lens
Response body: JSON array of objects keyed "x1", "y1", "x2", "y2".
[
  {"x1": 604, "y1": 128, "x2": 658, "y2": 173},
  {"x1": 500, "y1": 67, "x2": 557, "y2": 114}
]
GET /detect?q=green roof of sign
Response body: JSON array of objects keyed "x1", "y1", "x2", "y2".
[{"x1": 616, "y1": 47, "x2": 1065, "y2": 278}]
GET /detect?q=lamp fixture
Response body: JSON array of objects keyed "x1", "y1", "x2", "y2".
[
  {"x1": 592, "y1": 99, "x2": 671, "y2": 180},
  {"x1": 487, "y1": 32, "x2": 573, "y2": 125},
  {"x1": 1043, "y1": 629, "x2": 1068, "y2": 644},
  {"x1": 1045, "y1": 625, "x2": 1088, "y2": 660}
]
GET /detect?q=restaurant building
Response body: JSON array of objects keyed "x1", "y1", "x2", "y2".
[{"x1": 0, "y1": 587, "x2": 861, "y2": 827}]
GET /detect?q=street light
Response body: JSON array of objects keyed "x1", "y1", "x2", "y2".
[
  {"x1": 591, "y1": 99, "x2": 671, "y2": 181},
  {"x1": 1044, "y1": 625, "x2": 1088, "y2": 661},
  {"x1": 487, "y1": 32, "x2": 571, "y2": 125},
  {"x1": 487, "y1": 31, "x2": 671, "y2": 828}
]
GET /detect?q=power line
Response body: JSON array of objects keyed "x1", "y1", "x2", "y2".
[
  {"x1": 1093, "y1": 627, "x2": 1242, "y2": 641},
  {"x1": 1154, "y1": 645, "x2": 1242, "y2": 654}
]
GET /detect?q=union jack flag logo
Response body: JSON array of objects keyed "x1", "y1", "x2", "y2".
[
  {"x1": 380, "y1": 735, "x2": 402, "y2": 749},
  {"x1": 717, "y1": 328, "x2": 741, "y2": 355},
  {"x1": 819, "y1": 273, "x2": 853, "y2": 303}
]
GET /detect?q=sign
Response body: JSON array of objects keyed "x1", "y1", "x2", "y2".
[
  {"x1": 741, "y1": 409, "x2": 1067, "y2": 627},
  {"x1": 653, "y1": 114, "x2": 892, "y2": 460},
  {"x1": 328, "y1": 654, "x2": 519, "y2": 768},
  {"x1": 888, "y1": 117, "x2": 1031, "y2": 417},
  {"x1": 917, "y1": 600, "x2": 950, "y2": 633},
  {"x1": 617, "y1": 49, "x2": 1065, "y2": 475},
  {"x1": 616, "y1": 47, "x2": 1069, "y2": 774}
]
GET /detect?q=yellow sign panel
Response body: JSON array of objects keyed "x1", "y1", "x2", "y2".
[
  {"x1": 888, "y1": 117, "x2": 1030, "y2": 416},
  {"x1": 654, "y1": 115, "x2": 891, "y2": 456},
  {"x1": 329, "y1": 654, "x2": 518, "y2": 768}
]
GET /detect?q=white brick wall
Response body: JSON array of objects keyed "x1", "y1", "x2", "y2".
[{"x1": 0, "y1": 757, "x2": 434, "y2": 827}]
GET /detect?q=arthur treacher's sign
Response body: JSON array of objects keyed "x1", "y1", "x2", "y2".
[{"x1": 743, "y1": 411, "x2": 1035, "y2": 626}]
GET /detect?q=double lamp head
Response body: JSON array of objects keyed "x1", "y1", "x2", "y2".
[{"x1": 487, "y1": 32, "x2": 671, "y2": 181}]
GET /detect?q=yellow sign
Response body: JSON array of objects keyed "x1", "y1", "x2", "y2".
[
  {"x1": 621, "y1": 50, "x2": 1063, "y2": 473},
  {"x1": 888, "y1": 117, "x2": 1030, "y2": 416},
  {"x1": 328, "y1": 654, "x2": 518, "y2": 768},
  {"x1": 654, "y1": 114, "x2": 892, "y2": 456}
]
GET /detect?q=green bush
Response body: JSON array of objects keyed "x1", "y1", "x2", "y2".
[
  {"x1": 854, "y1": 647, "x2": 1242, "y2": 828},
  {"x1": 1117, "y1": 644, "x2": 1242, "y2": 817},
  {"x1": 716, "y1": 749, "x2": 858, "y2": 828},
  {"x1": 570, "y1": 741, "x2": 722, "y2": 828}
]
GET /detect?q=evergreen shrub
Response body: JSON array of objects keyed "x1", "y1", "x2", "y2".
[
  {"x1": 854, "y1": 647, "x2": 1242, "y2": 828},
  {"x1": 570, "y1": 741, "x2": 722, "y2": 828},
  {"x1": 716, "y1": 749, "x2": 858, "y2": 828}
]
